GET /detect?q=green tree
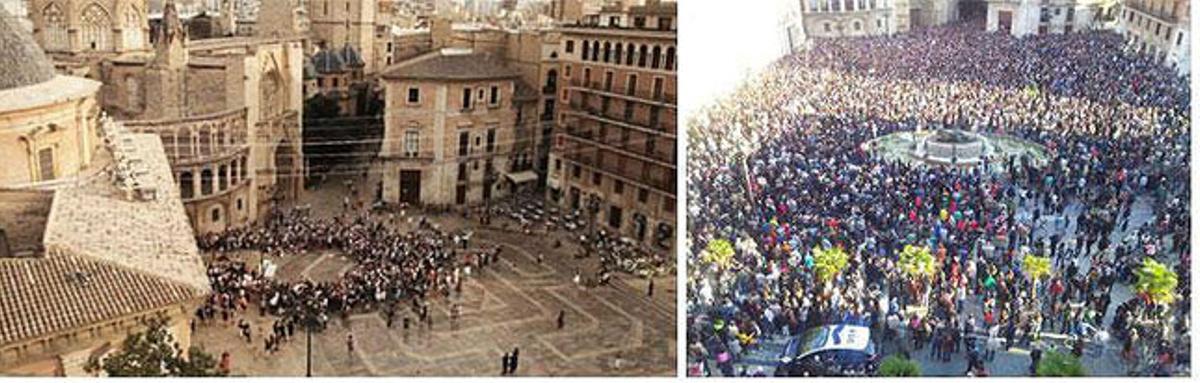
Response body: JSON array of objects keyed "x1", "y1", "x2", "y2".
[
  {"x1": 304, "y1": 94, "x2": 342, "y2": 119},
  {"x1": 1036, "y1": 350, "x2": 1086, "y2": 377},
  {"x1": 879, "y1": 354, "x2": 921, "y2": 377},
  {"x1": 84, "y1": 315, "x2": 226, "y2": 377},
  {"x1": 899, "y1": 245, "x2": 938, "y2": 307},
  {"x1": 1134, "y1": 258, "x2": 1178, "y2": 304},
  {"x1": 811, "y1": 246, "x2": 849, "y2": 282}
]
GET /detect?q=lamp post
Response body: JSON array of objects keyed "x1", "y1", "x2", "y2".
[{"x1": 301, "y1": 305, "x2": 321, "y2": 377}]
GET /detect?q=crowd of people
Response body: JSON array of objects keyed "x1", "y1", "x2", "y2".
[
  {"x1": 686, "y1": 25, "x2": 1189, "y2": 377},
  {"x1": 195, "y1": 209, "x2": 502, "y2": 354}
]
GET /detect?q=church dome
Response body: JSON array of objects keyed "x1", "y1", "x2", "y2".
[{"x1": 0, "y1": 6, "x2": 57, "y2": 91}]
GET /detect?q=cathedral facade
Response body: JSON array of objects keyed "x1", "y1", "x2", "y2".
[{"x1": 26, "y1": 0, "x2": 308, "y2": 235}]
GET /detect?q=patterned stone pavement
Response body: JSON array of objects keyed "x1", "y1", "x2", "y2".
[{"x1": 192, "y1": 174, "x2": 676, "y2": 376}]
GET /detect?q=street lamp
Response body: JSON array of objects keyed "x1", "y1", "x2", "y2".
[{"x1": 300, "y1": 304, "x2": 322, "y2": 377}]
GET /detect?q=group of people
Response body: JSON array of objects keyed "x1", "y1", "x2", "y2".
[
  {"x1": 195, "y1": 209, "x2": 502, "y2": 359},
  {"x1": 687, "y1": 25, "x2": 1189, "y2": 376}
]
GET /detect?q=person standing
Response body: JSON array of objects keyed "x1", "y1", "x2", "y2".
[
  {"x1": 347, "y1": 332, "x2": 356, "y2": 355},
  {"x1": 501, "y1": 352, "x2": 510, "y2": 375},
  {"x1": 510, "y1": 347, "x2": 520, "y2": 375},
  {"x1": 648, "y1": 279, "x2": 655, "y2": 297},
  {"x1": 557, "y1": 310, "x2": 566, "y2": 330}
]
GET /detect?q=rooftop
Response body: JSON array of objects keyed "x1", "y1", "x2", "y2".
[
  {"x1": 0, "y1": 124, "x2": 210, "y2": 347},
  {"x1": 382, "y1": 50, "x2": 520, "y2": 81},
  {"x1": 0, "y1": 6, "x2": 57, "y2": 91}
]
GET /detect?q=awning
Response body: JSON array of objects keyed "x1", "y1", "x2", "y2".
[{"x1": 505, "y1": 171, "x2": 539, "y2": 184}]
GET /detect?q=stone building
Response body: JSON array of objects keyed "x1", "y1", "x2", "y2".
[
  {"x1": 800, "y1": 0, "x2": 913, "y2": 37},
  {"x1": 986, "y1": 0, "x2": 1107, "y2": 36},
  {"x1": 1116, "y1": 0, "x2": 1188, "y2": 74},
  {"x1": 549, "y1": 0, "x2": 677, "y2": 252},
  {"x1": 26, "y1": 0, "x2": 151, "y2": 57},
  {"x1": 309, "y1": 42, "x2": 368, "y2": 115},
  {"x1": 0, "y1": 9, "x2": 209, "y2": 375},
  {"x1": 378, "y1": 49, "x2": 539, "y2": 207},
  {"x1": 307, "y1": 0, "x2": 377, "y2": 73},
  {"x1": 26, "y1": 0, "x2": 308, "y2": 234},
  {"x1": 0, "y1": 9, "x2": 101, "y2": 188}
]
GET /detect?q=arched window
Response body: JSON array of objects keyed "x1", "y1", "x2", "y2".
[
  {"x1": 231, "y1": 160, "x2": 239, "y2": 185},
  {"x1": 179, "y1": 171, "x2": 194, "y2": 199},
  {"x1": 614, "y1": 43, "x2": 623, "y2": 64},
  {"x1": 219, "y1": 164, "x2": 229, "y2": 191},
  {"x1": 41, "y1": 3, "x2": 68, "y2": 51},
  {"x1": 651, "y1": 46, "x2": 662, "y2": 69},
  {"x1": 637, "y1": 45, "x2": 648, "y2": 67},
  {"x1": 81, "y1": 3, "x2": 112, "y2": 51},
  {"x1": 581, "y1": 39, "x2": 589, "y2": 58},
  {"x1": 665, "y1": 47, "x2": 675, "y2": 70},
  {"x1": 590, "y1": 41, "x2": 600, "y2": 61},
  {"x1": 200, "y1": 168, "x2": 213, "y2": 195},
  {"x1": 603, "y1": 41, "x2": 611, "y2": 63},
  {"x1": 260, "y1": 70, "x2": 284, "y2": 119},
  {"x1": 198, "y1": 126, "x2": 212, "y2": 156},
  {"x1": 626, "y1": 44, "x2": 635, "y2": 65},
  {"x1": 123, "y1": 5, "x2": 143, "y2": 50}
]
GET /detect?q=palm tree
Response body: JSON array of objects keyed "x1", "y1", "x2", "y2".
[
  {"x1": 1134, "y1": 258, "x2": 1178, "y2": 304},
  {"x1": 812, "y1": 245, "x2": 849, "y2": 283},
  {"x1": 879, "y1": 354, "x2": 921, "y2": 377},
  {"x1": 703, "y1": 238, "x2": 735, "y2": 268},
  {"x1": 1024, "y1": 254, "x2": 1052, "y2": 299},
  {"x1": 1036, "y1": 350, "x2": 1086, "y2": 376},
  {"x1": 899, "y1": 245, "x2": 938, "y2": 306}
]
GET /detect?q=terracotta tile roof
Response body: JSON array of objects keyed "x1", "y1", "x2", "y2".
[
  {"x1": 382, "y1": 52, "x2": 520, "y2": 81},
  {"x1": 0, "y1": 131, "x2": 209, "y2": 347},
  {"x1": 0, "y1": 251, "x2": 203, "y2": 345}
]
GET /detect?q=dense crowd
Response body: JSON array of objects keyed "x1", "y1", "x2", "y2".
[
  {"x1": 196, "y1": 209, "x2": 499, "y2": 348},
  {"x1": 686, "y1": 25, "x2": 1189, "y2": 377}
]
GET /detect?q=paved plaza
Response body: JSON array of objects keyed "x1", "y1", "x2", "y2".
[{"x1": 192, "y1": 174, "x2": 676, "y2": 376}]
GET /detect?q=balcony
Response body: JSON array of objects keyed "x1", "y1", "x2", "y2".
[
  {"x1": 561, "y1": 149, "x2": 674, "y2": 194},
  {"x1": 566, "y1": 83, "x2": 677, "y2": 109},
  {"x1": 561, "y1": 129, "x2": 675, "y2": 168}
]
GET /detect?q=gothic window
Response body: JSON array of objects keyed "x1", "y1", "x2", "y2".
[
  {"x1": 651, "y1": 46, "x2": 662, "y2": 69},
  {"x1": 260, "y1": 71, "x2": 284, "y2": 119},
  {"x1": 81, "y1": 3, "x2": 112, "y2": 51},
  {"x1": 123, "y1": 5, "x2": 143, "y2": 50},
  {"x1": 638, "y1": 45, "x2": 648, "y2": 67},
  {"x1": 42, "y1": 3, "x2": 68, "y2": 51}
]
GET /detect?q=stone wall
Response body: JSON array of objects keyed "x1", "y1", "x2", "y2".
[{"x1": 0, "y1": 190, "x2": 52, "y2": 257}]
